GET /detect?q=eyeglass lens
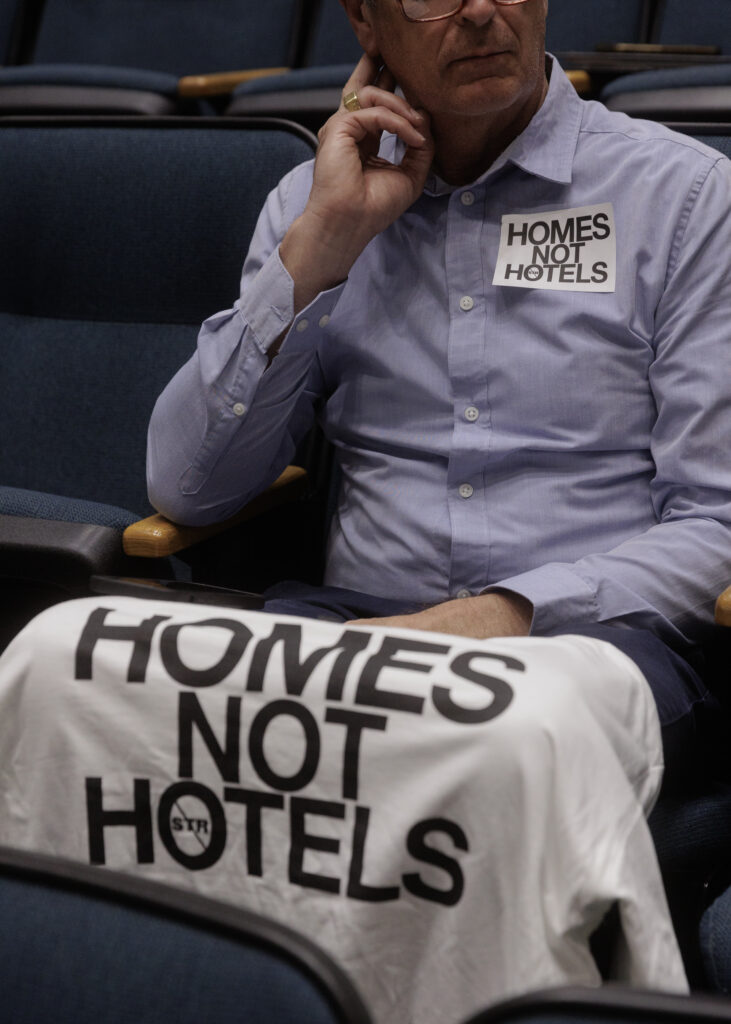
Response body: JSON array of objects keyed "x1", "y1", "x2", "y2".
[{"x1": 401, "y1": 0, "x2": 528, "y2": 22}]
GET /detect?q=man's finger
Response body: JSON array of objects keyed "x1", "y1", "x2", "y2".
[
  {"x1": 346, "y1": 84, "x2": 423, "y2": 126},
  {"x1": 341, "y1": 52, "x2": 381, "y2": 106},
  {"x1": 335, "y1": 106, "x2": 428, "y2": 150}
]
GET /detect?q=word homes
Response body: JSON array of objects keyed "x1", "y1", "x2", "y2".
[{"x1": 493, "y1": 203, "x2": 616, "y2": 293}]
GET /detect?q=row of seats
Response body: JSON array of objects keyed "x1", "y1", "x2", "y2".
[
  {"x1": 548, "y1": 0, "x2": 730, "y2": 54},
  {"x1": 0, "y1": 0, "x2": 728, "y2": 127},
  {"x1": 1, "y1": 0, "x2": 726, "y2": 74}
]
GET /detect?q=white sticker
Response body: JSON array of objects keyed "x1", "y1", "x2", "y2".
[{"x1": 493, "y1": 202, "x2": 616, "y2": 292}]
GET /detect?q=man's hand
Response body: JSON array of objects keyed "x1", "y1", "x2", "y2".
[
  {"x1": 349, "y1": 591, "x2": 534, "y2": 639},
  {"x1": 280, "y1": 54, "x2": 434, "y2": 313}
]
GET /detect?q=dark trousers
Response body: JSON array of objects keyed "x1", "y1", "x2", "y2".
[{"x1": 262, "y1": 581, "x2": 721, "y2": 794}]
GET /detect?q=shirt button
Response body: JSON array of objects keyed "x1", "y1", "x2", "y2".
[
  {"x1": 459, "y1": 483, "x2": 474, "y2": 499},
  {"x1": 459, "y1": 296, "x2": 474, "y2": 312},
  {"x1": 456, "y1": 588, "x2": 472, "y2": 599},
  {"x1": 460, "y1": 191, "x2": 475, "y2": 206},
  {"x1": 232, "y1": 402, "x2": 246, "y2": 417},
  {"x1": 295, "y1": 318, "x2": 309, "y2": 333},
  {"x1": 318, "y1": 314, "x2": 330, "y2": 328},
  {"x1": 464, "y1": 406, "x2": 479, "y2": 422}
]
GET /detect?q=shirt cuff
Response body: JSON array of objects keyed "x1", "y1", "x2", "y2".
[
  {"x1": 484, "y1": 564, "x2": 599, "y2": 635},
  {"x1": 239, "y1": 247, "x2": 296, "y2": 354},
  {"x1": 239, "y1": 245, "x2": 347, "y2": 356}
]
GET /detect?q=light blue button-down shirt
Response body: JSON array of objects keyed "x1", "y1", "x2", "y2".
[{"x1": 148, "y1": 60, "x2": 731, "y2": 649}]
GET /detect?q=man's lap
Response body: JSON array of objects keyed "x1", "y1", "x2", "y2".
[
  {"x1": 0, "y1": 593, "x2": 688, "y2": 1015},
  {"x1": 262, "y1": 580, "x2": 719, "y2": 792}
]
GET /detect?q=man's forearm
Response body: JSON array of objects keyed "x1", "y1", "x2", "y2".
[{"x1": 350, "y1": 591, "x2": 533, "y2": 639}]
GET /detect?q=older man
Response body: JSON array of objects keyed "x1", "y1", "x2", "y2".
[{"x1": 146, "y1": 0, "x2": 731, "y2": 1008}]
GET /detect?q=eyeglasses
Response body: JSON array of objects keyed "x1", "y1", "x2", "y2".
[{"x1": 399, "y1": 0, "x2": 530, "y2": 23}]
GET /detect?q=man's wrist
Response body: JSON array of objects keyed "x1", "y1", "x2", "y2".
[
  {"x1": 466, "y1": 591, "x2": 533, "y2": 638},
  {"x1": 482, "y1": 589, "x2": 534, "y2": 634},
  {"x1": 280, "y1": 212, "x2": 364, "y2": 313}
]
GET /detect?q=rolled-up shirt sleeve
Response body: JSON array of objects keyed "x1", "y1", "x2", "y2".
[
  {"x1": 147, "y1": 162, "x2": 345, "y2": 526},
  {"x1": 490, "y1": 156, "x2": 731, "y2": 647}
]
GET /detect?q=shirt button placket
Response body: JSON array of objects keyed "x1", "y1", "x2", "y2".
[{"x1": 448, "y1": 185, "x2": 484, "y2": 604}]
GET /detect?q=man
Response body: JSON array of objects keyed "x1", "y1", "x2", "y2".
[{"x1": 146, "y1": 0, "x2": 731, "y2": 1008}]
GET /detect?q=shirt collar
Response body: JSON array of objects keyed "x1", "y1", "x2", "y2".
[
  {"x1": 494, "y1": 55, "x2": 582, "y2": 186},
  {"x1": 383, "y1": 55, "x2": 582, "y2": 196}
]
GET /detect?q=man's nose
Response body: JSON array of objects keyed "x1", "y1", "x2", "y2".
[{"x1": 454, "y1": 0, "x2": 498, "y2": 27}]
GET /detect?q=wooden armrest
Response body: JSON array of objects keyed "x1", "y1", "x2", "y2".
[
  {"x1": 566, "y1": 69, "x2": 592, "y2": 95},
  {"x1": 595, "y1": 43, "x2": 720, "y2": 56},
  {"x1": 716, "y1": 585, "x2": 731, "y2": 627},
  {"x1": 123, "y1": 465, "x2": 308, "y2": 559},
  {"x1": 178, "y1": 66, "x2": 289, "y2": 98}
]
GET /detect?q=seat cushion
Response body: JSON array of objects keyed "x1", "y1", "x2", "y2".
[
  {"x1": 602, "y1": 63, "x2": 731, "y2": 99},
  {"x1": 701, "y1": 883, "x2": 731, "y2": 992},
  {"x1": 0, "y1": 486, "x2": 138, "y2": 530}
]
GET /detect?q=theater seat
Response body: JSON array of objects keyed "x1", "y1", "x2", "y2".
[
  {"x1": 465, "y1": 985, "x2": 731, "y2": 1022},
  {"x1": 601, "y1": 65, "x2": 731, "y2": 122},
  {"x1": 0, "y1": 116, "x2": 317, "y2": 648},
  {"x1": 0, "y1": 845, "x2": 372, "y2": 1024},
  {"x1": 225, "y1": 0, "x2": 361, "y2": 131},
  {"x1": 545, "y1": 0, "x2": 652, "y2": 54},
  {"x1": 0, "y1": 0, "x2": 302, "y2": 116},
  {"x1": 652, "y1": 0, "x2": 731, "y2": 54}
]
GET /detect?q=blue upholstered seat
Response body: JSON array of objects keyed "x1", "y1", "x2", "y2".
[
  {"x1": 0, "y1": 0, "x2": 21, "y2": 63},
  {"x1": 545, "y1": 0, "x2": 650, "y2": 53},
  {"x1": 653, "y1": 0, "x2": 731, "y2": 53},
  {"x1": 304, "y1": 0, "x2": 365, "y2": 67},
  {"x1": 701, "y1": 885, "x2": 731, "y2": 994},
  {"x1": 601, "y1": 65, "x2": 731, "y2": 121},
  {"x1": 227, "y1": 0, "x2": 359, "y2": 129},
  {"x1": 0, "y1": 845, "x2": 371, "y2": 1024},
  {"x1": 227, "y1": 63, "x2": 354, "y2": 129},
  {"x1": 466, "y1": 984, "x2": 731, "y2": 1022},
  {"x1": 0, "y1": 117, "x2": 316, "y2": 634},
  {"x1": 0, "y1": 120, "x2": 314, "y2": 519},
  {"x1": 0, "y1": 0, "x2": 301, "y2": 115},
  {"x1": 0, "y1": 62, "x2": 182, "y2": 114}
]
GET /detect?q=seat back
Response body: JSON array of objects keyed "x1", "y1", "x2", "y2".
[
  {"x1": 546, "y1": 0, "x2": 652, "y2": 53},
  {"x1": 305, "y1": 0, "x2": 364, "y2": 68},
  {"x1": 23, "y1": 0, "x2": 302, "y2": 74},
  {"x1": 0, "y1": 845, "x2": 371, "y2": 1024},
  {"x1": 0, "y1": 0, "x2": 23, "y2": 63},
  {"x1": 653, "y1": 0, "x2": 731, "y2": 53},
  {"x1": 465, "y1": 985, "x2": 731, "y2": 1022},
  {"x1": 0, "y1": 118, "x2": 316, "y2": 517}
]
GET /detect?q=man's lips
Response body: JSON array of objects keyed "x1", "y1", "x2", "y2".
[{"x1": 450, "y1": 50, "x2": 509, "y2": 63}]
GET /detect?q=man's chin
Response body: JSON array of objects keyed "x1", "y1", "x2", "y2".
[{"x1": 434, "y1": 76, "x2": 526, "y2": 119}]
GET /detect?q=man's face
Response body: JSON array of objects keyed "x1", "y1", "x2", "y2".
[{"x1": 358, "y1": 0, "x2": 548, "y2": 123}]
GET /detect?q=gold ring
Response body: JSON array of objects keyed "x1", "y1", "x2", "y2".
[{"x1": 343, "y1": 90, "x2": 361, "y2": 112}]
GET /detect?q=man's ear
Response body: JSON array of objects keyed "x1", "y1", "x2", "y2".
[{"x1": 338, "y1": 0, "x2": 380, "y2": 58}]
